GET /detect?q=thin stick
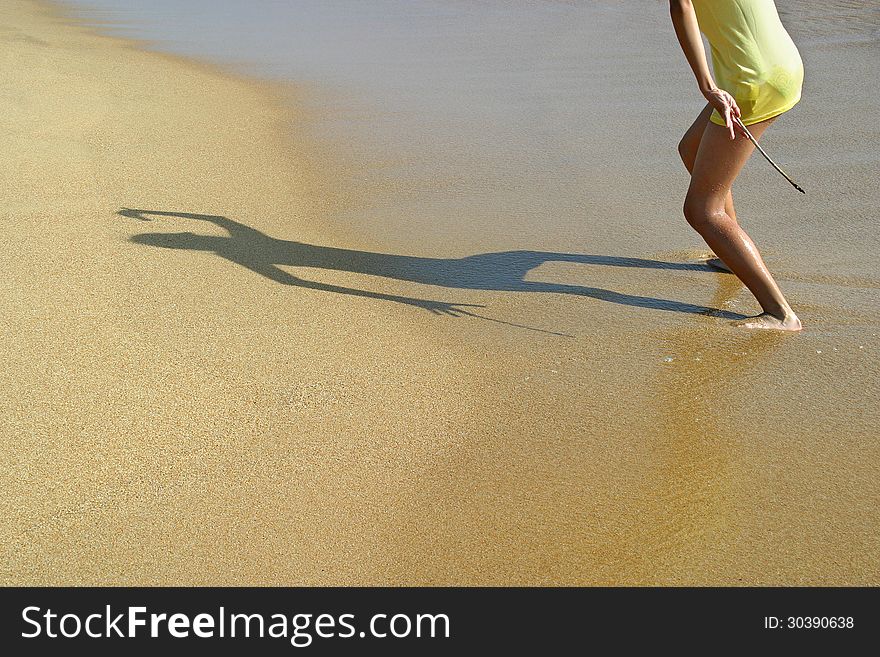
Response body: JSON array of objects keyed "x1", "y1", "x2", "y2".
[{"x1": 734, "y1": 115, "x2": 805, "y2": 194}]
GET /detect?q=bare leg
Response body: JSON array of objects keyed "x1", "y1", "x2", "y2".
[
  {"x1": 679, "y1": 104, "x2": 736, "y2": 273},
  {"x1": 684, "y1": 119, "x2": 801, "y2": 331}
]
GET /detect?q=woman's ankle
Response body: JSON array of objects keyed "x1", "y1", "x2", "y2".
[{"x1": 762, "y1": 302, "x2": 796, "y2": 321}]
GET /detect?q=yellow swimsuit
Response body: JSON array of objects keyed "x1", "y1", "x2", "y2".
[{"x1": 692, "y1": 0, "x2": 804, "y2": 126}]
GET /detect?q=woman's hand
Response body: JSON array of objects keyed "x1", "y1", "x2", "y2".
[{"x1": 702, "y1": 87, "x2": 743, "y2": 139}]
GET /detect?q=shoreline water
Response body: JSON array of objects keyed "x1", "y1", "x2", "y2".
[{"x1": 1, "y1": 0, "x2": 877, "y2": 585}]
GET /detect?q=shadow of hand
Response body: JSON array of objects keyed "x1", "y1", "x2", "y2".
[
  {"x1": 406, "y1": 299, "x2": 486, "y2": 316},
  {"x1": 117, "y1": 208, "x2": 153, "y2": 221}
]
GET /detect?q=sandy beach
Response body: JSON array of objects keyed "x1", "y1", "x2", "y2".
[{"x1": 1, "y1": 0, "x2": 878, "y2": 585}]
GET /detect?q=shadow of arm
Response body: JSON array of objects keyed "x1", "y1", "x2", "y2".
[
  {"x1": 118, "y1": 208, "x2": 265, "y2": 241},
  {"x1": 247, "y1": 260, "x2": 483, "y2": 316}
]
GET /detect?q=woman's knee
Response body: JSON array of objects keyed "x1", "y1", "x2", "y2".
[
  {"x1": 683, "y1": 194, "x2": 726, "y2": 231},
  {"x1": 677, "y1": 136, "x2": 697, "y2": 172}
]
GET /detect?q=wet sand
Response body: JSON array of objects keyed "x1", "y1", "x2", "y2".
[{"x1": 1, "y1": 0, "x2": 878, "y2": 585}]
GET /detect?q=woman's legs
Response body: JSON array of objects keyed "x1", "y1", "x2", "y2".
[{"x1": 684, "y1": 118, "x2": 801, "y2": 331}]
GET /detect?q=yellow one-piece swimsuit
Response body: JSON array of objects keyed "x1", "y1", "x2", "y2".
[{"x1": 692, "y1": 0, "x2": 804, "y2": 126}]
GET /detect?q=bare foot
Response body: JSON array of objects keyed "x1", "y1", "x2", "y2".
[
  {"x1": 734, "y1": 312, "x2": 802, "y2": 332},
  {"x1": 706, "y1": 257, "x2": 732, "y2": 273}
]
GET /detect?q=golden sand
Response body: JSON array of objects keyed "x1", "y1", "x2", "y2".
[{"x1": 1, "y1": 0, "x2": 877, "y2": 585}]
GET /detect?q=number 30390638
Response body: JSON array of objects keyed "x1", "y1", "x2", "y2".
[{"x1": 764, "y1": 616, "x2": 854, "y2": 629}]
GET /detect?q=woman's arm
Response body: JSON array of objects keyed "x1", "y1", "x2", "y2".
[{"x1": 669, "y1": 0, "x2": 742, "y2": 139}]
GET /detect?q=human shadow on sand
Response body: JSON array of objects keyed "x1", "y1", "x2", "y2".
[{"x1": 118, "y1": 208, "x2": 746, "y2": 326}]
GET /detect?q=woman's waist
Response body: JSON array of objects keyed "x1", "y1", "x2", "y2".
[{"x1": 712, "y1": 41, "x2": 803, "y2": 91}]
